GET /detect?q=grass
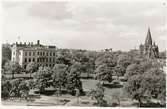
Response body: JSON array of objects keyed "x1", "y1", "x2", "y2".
[{"x1": 81, "y1": 79, "x2": 135, "y2": 107}]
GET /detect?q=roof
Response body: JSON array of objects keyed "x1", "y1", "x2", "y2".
[{"x1": 145, "y1": 28, "x2": 152, "y2": 45}]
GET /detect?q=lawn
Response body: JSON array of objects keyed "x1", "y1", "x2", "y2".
[{"x1": 81, "y1": 79, "x2": 138, "y2": 107}]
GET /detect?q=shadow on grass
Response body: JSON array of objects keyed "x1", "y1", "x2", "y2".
[
  {"x1": 34, "y1": 90, "x2": 56, "y2": 96},
  {"x1": 81, "y1": 77, "x2": 94, "y2": 79},
  {"x1": 34, "y1": 90, "x2": 79, "y2": 96},
  {"x1": 140, "y1": 102, "x2": 166, "y2": 108},
  {"x1": 103, "y1": 83, "x2": 123, "y2": 89}
]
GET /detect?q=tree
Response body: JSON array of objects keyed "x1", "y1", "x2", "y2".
[
  {"x1": 114, "y1": 65, "x2": 126, "y2": 79},
  {"x1": 2, "y1": 44, "x2": 11, "y2": 68},
  {"x1": 52, "y1": 64, "x2": 68, "y2": 95},
  {"x1": 66, "y1": 62, "x2": 83, "y2": 95},
  {"x1": 4, "y1": 61, "x2": 21, "y2": 79},
  {"x1": 117, "y1": 53, "x2": 132, "y2": 70},
  {"x1": 89, "y1": 83, "x2": 107, "y2": 107},
  {"x1": 33, "y1": 67, "x2": 52, "y2": 93},
  {"x1": 124, "y1": 67, "x2": 166, "y2": 107},
  {"x1": 124, "y1": 63, "x2": 143, "y2": 79},
  {"x1": 95, "y1": 52, "x2": 116, "y2": 68},
  {"x1": 124, "y1": 74, "x2": 144, "y2": 107},
  {"x1": 1, "y1": 80, "x2": 12, "y2": 99},
  {"x1": 73, "y1": 50, "x2": 94, "y2": 76},
  {"x1": 26, "y1": 62, "x2": 38, "y2": 78},
  {"x1": 9, "y1": 78, "x2": 24, "y2": 98},
  {"x1": 18, "y1": 81, "x2": 30, "y2": 100},
  {"x1": 143, "y1": 68, "x2": 166, "y2": 104},
  {"x1": 95, "y1": 64, "x2": 114, "y2": 83},
  {"x1": 56, "y1": 49, "x2": 73, "y2": 66},
  {"x1": 95, "y1": 52, "x2": 116, "y2": 83},
  {"x1": 2, "y1": 78, "x2": 30, "y2": 100}
]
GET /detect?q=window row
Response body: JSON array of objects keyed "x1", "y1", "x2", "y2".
[
  {"x1": 24, "y1": 58, "x2": 56, "y2": 63},
  {"x1": 24, "y1": 51, "x2": 56, "y2": 56},
  {"x1": 24, "y1": 58, "x2": 35, "y2": 63},
  {"x1": 24, "y1": 52, "x2": 36, "y2": 56}
]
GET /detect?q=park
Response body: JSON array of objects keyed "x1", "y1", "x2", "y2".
[{"x1": 1, "y1": 46, "x2": 166, "y2": 107}]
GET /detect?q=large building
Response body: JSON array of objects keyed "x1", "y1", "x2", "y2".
[
  {"x1": 139, "y1": 28, "x2": 159, "y2": 58},
  {"x1": 11, "y1": 40, "x2": 58, "y2": 69}
]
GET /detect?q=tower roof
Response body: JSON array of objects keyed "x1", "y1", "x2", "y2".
[{"x1": 145, "y1": 28, "x2": 152, "y2": 45}]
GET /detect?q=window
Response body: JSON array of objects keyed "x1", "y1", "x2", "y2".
[
  {"x1": 46, "y1": 58, "x2": 48, "y2": 62},
  {"x1": 29, "y1": 52, "x2": 31, "y2": 56},
  {"x1": 25, "y1": 58, "x2": 27, "y2": 62},
  {"x1": 53, "y1": 52, "x2": 55, "y2": 56},
  {"x1": 33, "y1": 52, "x2": 35, "y2": 56},
  {"x1": 43, "y1": 52, "x2": 45, "y2": 56},
  {"x1": 38, "y1": 52, "x2": 39, "y2": 55},
  {"x1": 13, "y1": 52, "x2": 15, "y2": 55},
  {"x1": 53, "y1": 58, "x2": 55, "y2": 62},
  {"x1": 50, "y1": 58, "x2": 52, "y2": 62},
  {"x1": 29, "y1": 58, "x2": 31, "y2": 62},
  {"x1": 24, "y1": 65, "x2": 26, "y2": 69},
  {"x1": 47, "y1": 52, "x2": 48, "y2": 56},
  {"x1": 33, "y1": 58, "x2": 35, "y2": 62},
  {"x1": 50, "y1": 52, "x2": 52, "y2": 56},
  {"x1": 37, "y1": 58, "x2": 39, "y2": 62},
  {"x1": 25, "y1": 52, "x2": 27, "y2": 56},
  {"x1": 40, "y1": 52, "x2": 42, "y2": 56}
]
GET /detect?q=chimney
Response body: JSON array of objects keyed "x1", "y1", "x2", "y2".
[
  {"x1": 28, "y1": 42, "x2": 30, "y2": 45},
  {"x1": 37, "y1": 40, "x2": 40, "y2": 45},
  {"x1": 24, "y1": 42, "x2": 26, "y2": 45}
]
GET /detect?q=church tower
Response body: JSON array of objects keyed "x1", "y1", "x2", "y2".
[
  {"x1": 145, "y1": 28, "x2": 152, "y2": 46},
  {"x1": 139, "y1": 28, "x2": 159, "y2": 58}
]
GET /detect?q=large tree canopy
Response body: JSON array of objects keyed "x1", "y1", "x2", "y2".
[
  {"x1": 52, "y1": 64, "x2": 68, "y2": 94},
  {"x1": 2, "y1": 44, "x2": 11, "y2": 67}
]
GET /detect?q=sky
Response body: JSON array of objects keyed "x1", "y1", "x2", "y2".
[{"x1": 1, "y1": 1, "x2": 166, "y2": 51}]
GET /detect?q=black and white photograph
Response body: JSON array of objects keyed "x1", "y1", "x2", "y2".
[{"x1": 1, "y1": 0, "x2": 166, "y2": 108}]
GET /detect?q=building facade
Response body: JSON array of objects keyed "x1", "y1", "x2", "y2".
[
  {"x1": 11, "y1": 40, "x2": 58, "y2": 69},
  {"x1": 139, "y1": 28, "x2": 159, "y2": 58}
]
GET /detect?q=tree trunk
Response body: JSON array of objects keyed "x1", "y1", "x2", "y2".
[
  {"x1": 12, "y1": 71, "x2": 15, "y2": 79},
  {"x1": 57, "y1": 94, "x2": 59, "y2": 105},
  {"x1": 117, "y1": 98, "x2": 120, "y2": 106},
  {"x1": 77, "y1": 96, "x2": 79, "y2": 104},
  {"x1": 30, "y1": 73, "x2": 31, "y2": 78},
  {"x1": 117, "y1": 75, "x2": 119, "y2": 80},
  {"x1": 138, "y1": 99, "x2": 142, "y2": 107},
  {"x1": 39, "y1": 87, "x2": 45, "y2": 94}
]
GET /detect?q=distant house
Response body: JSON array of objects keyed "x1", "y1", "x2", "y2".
[{"x1": 11, "y1": 40, "x2": 58, "y2": 69}]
